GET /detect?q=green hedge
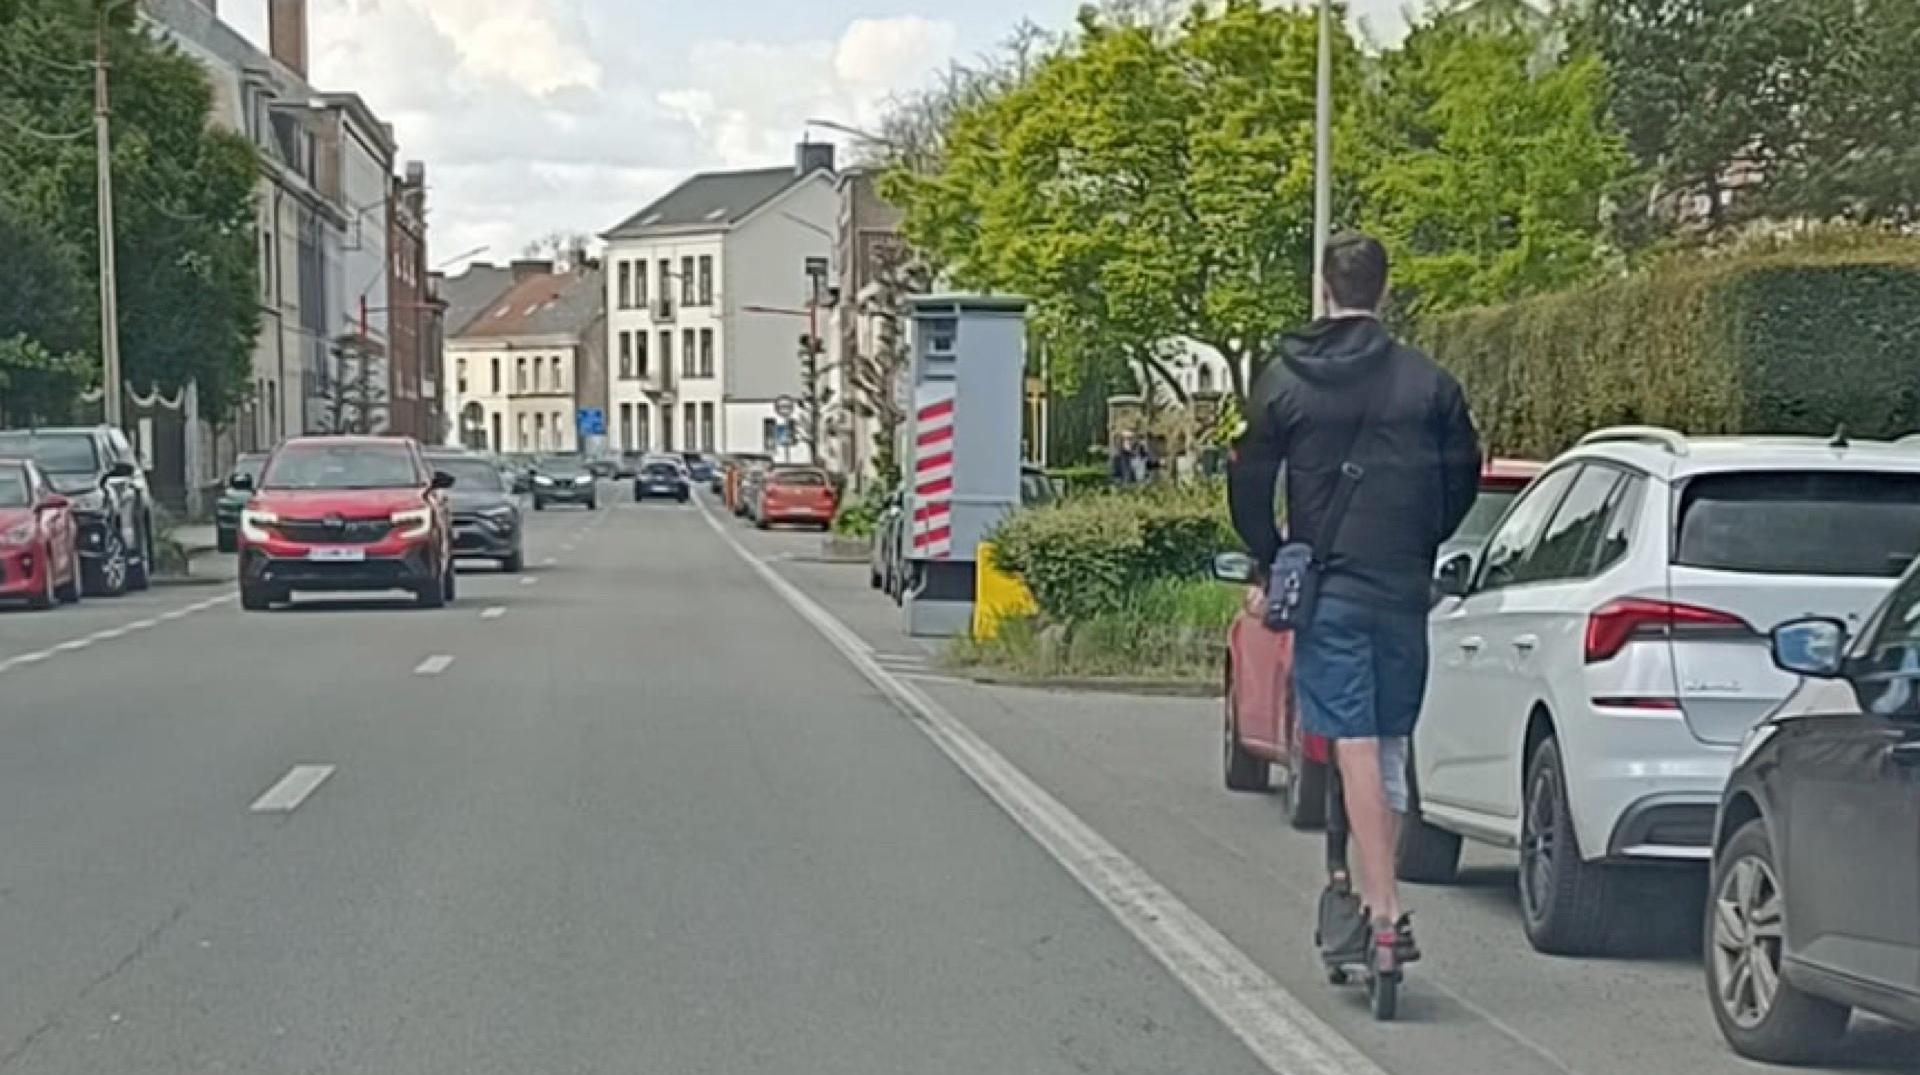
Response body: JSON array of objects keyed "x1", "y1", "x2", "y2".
[
  {"x1": 991, "y1": 480, "x2": 1239, "y2": 623},
  {"x1": 1421, "y1": 234, "x2": 1920, "y2": 459}
]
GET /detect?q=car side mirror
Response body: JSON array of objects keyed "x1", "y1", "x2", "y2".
[
  {"x1": 431, "y1": 471, "x2": 456, "y2": 490},
  {"x1": 229, "y1": 473, "x2": 255, "y2": 491},
  {"x1": 1771, "y1": 618, "x2": 1849, "y2": 678},
  {"x1": 1212, "y1": 551, "x2": 1258, "y2": 584},
  {"x1": 107, "y1": 460, "x2": 137, "y2": 480},
  {"x1": 39, "y1": 493, "x2": 69, "y2": 511},
  {"x1": 1434, "y1": 553, "x2": 1474, "y2": 599}
]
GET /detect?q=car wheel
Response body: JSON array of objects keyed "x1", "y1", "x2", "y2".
[
  {"x1": 1707, "y1": 820, "x2": 1849, "y2": 1063},
  {"x1": 1223, "y1": 674, "x2": 1270, "y2": 792},
  {"x1": 588, "y1": 497, "x2": 598, "y2": 511},
  {"x1": 533, "y1": 498, "x2": 546, "y2": 512},
  {"x1": 1519, "y1": 736, "x2": 1621, "y2": 955},
  {"x1": 1283, "y1": 715, "x2": 1328, "y2": 831},
  {"x1": 56, "y1": 542, "x2": 82, "y2": 604},
  {"x1": 415, "y1": 572, "x2": 448, "y2": 609},
  {"x1": 502, "y1": 550, "x2": 523, "y2": 573},
  {"x1": 239, "y1": 582, "x2": 273, "y2": 611},
  {"x1": 29, "y1": 547, "x2": 56, "y2": 610},
  {"x1": 443, "y1": 563, "x2": 457, "y2": 603},
  {"x1": 1396, "y1": 748, "x2": 1462, "y2": 884},
  {"x1": 85, "y1": 526, "x2": 129, "y2": 597},
  {"x1": 633, "y1": 487, "x2": 644, "y2": 502},
  {"x1": 125, "y1": 518, "x2": 152, "y2": 591},
  {"x1": 217, "y1": 527, "x2": 236, "y2": 554}
]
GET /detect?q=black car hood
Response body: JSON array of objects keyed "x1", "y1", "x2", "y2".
[{"x1": 450, "y1": 491, "x2": 515, "y2": 511}]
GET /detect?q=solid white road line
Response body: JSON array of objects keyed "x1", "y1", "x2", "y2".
[
  {"x1": 0, "y1": 595, "x2": 236, "y2": 679},
  {"x1": 694, "y1": 500, "x2": 1384, "y2": 1075},
  {"x1": 520, "y1": 576, "x2": 538, "y2": 586},
  {"x1": 481, "y1": 606, "x2": 506, "y2": 620},
  {"x1": 249, "y1": 764, "x2": 337, "y2": 814},
  {"x1": 413, "y1": 654, "x2": 455, "y2": 676}
]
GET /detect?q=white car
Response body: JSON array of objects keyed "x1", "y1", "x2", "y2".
[{"x1": 1401, "y1": 426, "x2": 1920, "y2": 954}]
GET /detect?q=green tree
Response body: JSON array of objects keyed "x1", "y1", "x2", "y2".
[
  {"x1": 0, "y1": 0, "x2": 261, "y2": 421},
  {"x1": 1350, "y1": 11, "x2": 1631, "y2": 318}
]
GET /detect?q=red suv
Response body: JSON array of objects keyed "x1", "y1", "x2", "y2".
[
  {"x1": 234, "y1": 437, "x2": 455, "y2": 611},
  {"x1": 1218, "y1": 458, "x2": 1544, "y2": 828}
]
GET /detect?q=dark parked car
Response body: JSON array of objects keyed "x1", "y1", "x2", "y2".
[
  {"x1": 0, "y1": 426, "x2": 153, "y2": 596},
  {"x1": 531, "y1": 455, "x2": 598, "y2": 510},
  {"x1": 427, "y1": 451, "x2": 523, "y2": 572},
  {"x1": 588, "y1": 457, "x2": 618, "y2": 480},
  {"x1": 215, "y1": 452, "x2": 269, "y2": 553},
  {"x1": 735, "y1": 463, "x2": 770, "y2": 519},
  {"x1": 681, "y1": 452, "x2": 715, "y2": 484},
  {"x1": 234, "y1": 436, "x2": 455, "y2": 610},
  {"x1": 616, "y1": 452, "x2": 644, "y2": 480},
  {"x1": 1706, "y1": 574, "x2": 1920, "y2": 1063},
  {"x1": 634, "y1": 457, "x2": 690, "y2": 502}
]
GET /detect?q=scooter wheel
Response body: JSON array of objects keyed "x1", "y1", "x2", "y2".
[
  {"x1": 1368, "y1": 972, "x2": 1398, "y2": 1021},
  {"x1": 1327, "y1": 967, "x2": 1350, "y2": 986}
]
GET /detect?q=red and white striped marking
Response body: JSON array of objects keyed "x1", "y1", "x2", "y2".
[{"x1": 913, "y1": 385, "x2": 956, "y2": 559}]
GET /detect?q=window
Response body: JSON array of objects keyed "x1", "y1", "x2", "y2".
[
  {"x1": 636, "y1": 405, "x2": 651, "y2": 451},
  {"x1": 533, "y1": 357, "x2": 544, "y2": 393},
  {"x1": 635, "y1": 262, "x2": 648, "y2": 307},
  {"x1": 1677, "y1": 471, "x2": 1920, "y2": 578},
  {"x1": 619, "y1": 332, "x2": 633, "y2": 379},
  {"x1": 552, "y1": 411, "x2": 565, "y2": 449},
  {"x1": 534, "y1": 412, "x2": 546, "y2": 448},
  {"x1": 698, "y1": 255, "x2": 713, "y2": 305},
  {"x1": 618, "y1": 261, "x2": 632, "y2": 309},
  {"x1": 260, "y1": 230, "x2": 274, "y2": 300},
  {"x1": 620, "y1": 403, "x2": 634, "y2": 451},
  {"x1": 657, "y1": 260, "x2": 670, "y2": 305},
  {"x1": 491, "y1": 358, "x2": 501, "y2": 394},
  {"x1": 1476, "y1": 466, "x2": 1578, "y2": 592},
  {"x1": 681, "y1": 256, "x2": 696, "y2": 306},
  {"x1": 763, "y1": 418, "x2": 777, "y2": 452},
  {"x1": 701, "y1": 402, "x2": 715, "y2": 451},
  {"x1": 659, "y1": 331, "x2": 672, "y2": 376},
  {"x1": 457, "y1": 358, "x2": 468, "y2": 394},
  {"x1": 490, "y1": 412, "x2": 502, "y2": 453},
  {"x1": 1197, "y1": 365, "x2": 1214, "y2": 393},
  {"x1": 699, "y1": 329, "x2": 714, "y2": 377},
  {"x1": 1854, "y1": 566, "x2": 1920, "y2": 718},
  {"x1": 636, "y1": 332, "x2": 650, "y2": 378},
  {"x1": 551, "y1": 356, "x2": 565, "y2": 392},
  {"x1": 682, "y1": 329, "x2": 697, "y2": 376},
  {"x1": 1512, "y1": 466, "x2": 1632, "y2": 586},
  {"x1": 684, "y1": 402, "x2": 697, "y2": 450},
  {"x1": 516, "y1": 413, "x2": 529, "y2": 450},
  {"x1": 516, "y1": 358, "x2": 528, "y2": 393}
]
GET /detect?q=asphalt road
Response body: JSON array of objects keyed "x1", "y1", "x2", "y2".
[
  {"x1": 4, "y1": 487, "x2": 1914, "y2": 1075},
  {"x1": 0, "y1": 490, "x2": 1269, "y2": 1075}
]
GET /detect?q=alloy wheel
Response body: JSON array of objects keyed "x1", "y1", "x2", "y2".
[
  {"x1": 1712, "y1": 856, "x2": 1785, "y2": 1030},
  {"x1": 99, "y1": 531, "x2": 128, "y2": 593},
  {"x1": 1519, "y1": 761, "x2": 1559, "y2": 923}
]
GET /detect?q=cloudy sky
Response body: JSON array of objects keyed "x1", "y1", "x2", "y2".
[{"x1": 220, "y1": 0, "x2": 1411, "y2": 271}]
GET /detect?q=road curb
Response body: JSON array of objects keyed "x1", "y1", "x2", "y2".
[{"x1": 955, "y1": 668, "x2": 1222, "y2": 698}]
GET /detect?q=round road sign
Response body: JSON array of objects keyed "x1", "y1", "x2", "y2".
[{"x1": 774, "y1": 395, "x2": 796, "y2": 419}]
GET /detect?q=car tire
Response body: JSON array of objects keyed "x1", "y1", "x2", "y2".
[
  {"x1": 1283, "y1": 715, "x2": 1328, "y2": 831},
  {"x1": 56, "y1": 543, "x2": 82, "y2": 604},
  {"x1": 1396, "y1": 754, "x2": 1463, "y2": 884},
  {"x1": 239, "y1": 583, "x2": 273, "y2": 611},
  {"x1": 443, "y1": 563, "x2": 457, "y2": 603},
  {"x1": 85, "y1": 526, "x2": 130, "y2": 597},
  {"x1": 1223, "y1": 677, "x2": 1270, "y2": 793},
  {"x1": 533, "y1": 498, "x2": 546, "y2": 512},
  {"x1": 217, "y1": 528, "x2": 236, "y2": 554},
  {"x1": 1706, "y1": 820, "x2": 1850, "y2": 1063},
  {"x1": 502, "y1": 550, "x2": 523, "y2": 573},
  {"x1": 1519, "y1": 736, "x2": 1622, "y2": 955},
  {"x1": 125, "y1": 518, "x2": 152, "y2": 591},
  {"x1": 588, "y1": 497, "x2": 598, "y2": 511},
  {"x1": 415, "y1": 572, "x2": 448, "y2": 610},
  {"x1": 29, "y1": 549, "x2": 56, "y2": 610},
  {"x1": 633, "y1": 487, "x2": 644, "y2": 502}
]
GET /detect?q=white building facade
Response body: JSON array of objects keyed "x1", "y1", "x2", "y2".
[
  {"x1": 443, "y1": 264, "x2": 603, "y2": 455},
  {"x1": 602, "y1": 145, "x2": 838, "y2": 459}
]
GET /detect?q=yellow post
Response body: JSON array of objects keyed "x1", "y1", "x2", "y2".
[{"x1": 972, "y1": 541, "x2": 1037, "y2": 641}]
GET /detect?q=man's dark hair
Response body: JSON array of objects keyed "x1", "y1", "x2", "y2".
[{"x1": 1323, "y1": 232, "x2": 1390, "y2": 311}]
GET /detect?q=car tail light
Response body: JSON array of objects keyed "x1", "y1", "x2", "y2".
[{"x1": 1585, "y1": 598, "x2": 1753, "y2": 664}]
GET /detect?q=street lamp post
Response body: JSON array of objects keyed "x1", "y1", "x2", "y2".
[
  {"x1": 1312, "y1": 0, "x2": 1333, "y2": 319},
  {"x1": 93, "y1": 0, "x2": 129, "y2": 428}
]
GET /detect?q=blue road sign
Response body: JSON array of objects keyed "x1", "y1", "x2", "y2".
[
  {"x1": 774, "y1": 421, "x2": 792, "y2": 447},
  {"x1": 576, "y1": 408, "x2": 606, "y2": 436}
]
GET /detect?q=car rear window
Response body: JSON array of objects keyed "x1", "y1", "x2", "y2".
[
  {"x1": 0, "y1": 432, "x2": 97, "y2": 475},
  {"x1": 0, "y1": 466, "x2": 29, "y2": 507},
  {"x1": 264, "y1": 443, "x2": 420, "y2": 490},
  {"x1": 772, "y1": 469, "x2": 828, "y2": 487},
  {"x1": 1676, "y1": 471, "x2": 1920, "y2": 578},
  {"x1": 643, "y1": 463, "x2": 679, "y2": 477}
]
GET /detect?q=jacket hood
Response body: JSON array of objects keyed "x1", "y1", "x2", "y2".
[{"x1": 1279, "y1": 315, "x2": 1394, "y2": 386}]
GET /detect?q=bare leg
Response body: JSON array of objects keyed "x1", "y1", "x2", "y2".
[{"x1": 1334, "y1": 737, "x2": 1400, "y2": 923}]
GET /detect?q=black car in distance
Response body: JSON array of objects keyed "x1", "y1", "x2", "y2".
[
  {"x1": 426, "y1": 452, "x2": 524, "y2": 572},
  {"x1": 0, "y1": 426, "x2": 153, "y2": 596},
  {"x1": 530, "y1": 455, "x2": 597, "y2": 511},
  {"x1": 1706, "y1": 564, "x2": 1920, "y2": 1063},
  {"x1": 634, "y1": 456, "x2": 689, "y2": 502},
  {"x1": 215, "y1": 452, "x2": 269, "y2": 553}
]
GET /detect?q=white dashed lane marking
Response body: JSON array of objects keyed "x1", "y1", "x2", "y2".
[
  {"x1": 520, "y1": 576, "x2": 538, "y2": 586},
  {"x1": 481, "y1": 606, "x2": 506, "y2": 620},
  {"x1": 249, "y1": 765, "x2": 337, "y2": 814},
  {"x1": 413, "y1": 654, "x2": 455, "y2": 676},
  {"x1": 0, "y1": 594, "x2": 234, "y2": 678}
]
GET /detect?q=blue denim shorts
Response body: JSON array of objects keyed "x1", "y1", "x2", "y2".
[{"x1": 1294, "y1": 596, "x2": 1430, "y2": 741}]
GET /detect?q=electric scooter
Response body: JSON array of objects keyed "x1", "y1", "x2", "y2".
[{"x1": 1313, "y1": 760, "x2": 1403, "y2": 1020}]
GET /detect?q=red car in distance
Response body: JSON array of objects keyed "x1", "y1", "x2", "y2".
[
  {"x1": 1217, "y1": 458, "x2": 1544, "y2": 828},
  {"x1": 0, "y1": 458, "x2": 82, "y2": 611},
  {"x1": 755, "y1": 466, "x2": 838, "y2": 530},
  {"x1": 234, "y1": 436, "x2": 456, "y2": 611}
]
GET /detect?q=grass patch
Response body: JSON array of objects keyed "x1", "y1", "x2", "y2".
[{"x1": 949, "y1": 577, "x2": 1238, "y2": 684}]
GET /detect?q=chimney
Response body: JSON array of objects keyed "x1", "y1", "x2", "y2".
[
  {"x1": 795, "y1": 140, "x2": 836, "y2": 177},
  {"x1": 268, "y1": 0, "x2": 309, "y2": 78},
  {"x1": 511, "y1": 259, "x2": 554, "y2": 282},
  {"x1": 403, "y1": 160, "x2": 427, "y2": 215}
]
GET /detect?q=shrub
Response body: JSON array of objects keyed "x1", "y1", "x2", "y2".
[
  {"x1": 1422, "y1": 231, "x2": 1920, "y2": 458},
  {"x1": 1047, "y1": 465, "x2": 1110, "y2": 496},
  {"x1": 991, "y1": 480, "x2": 1238, "y2": 623},
  {"x1": 949, "y1": 577, "x2": 1237, "y2": 682}
]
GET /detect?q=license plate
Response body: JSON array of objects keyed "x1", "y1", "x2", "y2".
[{"x1": 307, "y1": 547, "x2": 365, "y2": 563}]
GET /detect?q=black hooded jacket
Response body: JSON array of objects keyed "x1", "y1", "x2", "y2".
[{"x1": 1229, "y1": 316, "x2": 1482, "y2": 612}]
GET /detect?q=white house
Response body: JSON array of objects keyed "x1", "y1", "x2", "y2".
[
  {"x1": 445, "y1": 262, "x2": 604, "y2": 455},
  {"x1": 600, "y1": 144, "x2": 839, "y2": 458}
]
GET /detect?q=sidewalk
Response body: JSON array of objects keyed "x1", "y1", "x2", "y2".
[{"x1": 159, "y1": 522, "x2": 229, "y2": 583}]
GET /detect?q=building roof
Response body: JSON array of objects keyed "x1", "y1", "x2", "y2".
[
  {"x1": 455, "y1": 269, "x2": 603, "y2": 343},
  {"x1": 437, "y1": 264, "x2": 517, "y2": 336},
  {"x1": 603, "y1": 167, "x2": 808, "y2": 239}
]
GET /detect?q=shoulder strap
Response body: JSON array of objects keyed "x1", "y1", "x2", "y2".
[{"x1": 1316, "y1": 367, "x2": 1392, "y2": 560}]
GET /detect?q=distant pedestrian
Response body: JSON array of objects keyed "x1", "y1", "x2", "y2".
[
  {"x1": 1128, "y1": 438, "x2": 1152, "y2": 483},
  {"x1": 1227, "y1": 233, "x2": 1481, "y2": 969},
  {"x1": 1110, "y1": 432, "x2": 1141, "y2": 485}
]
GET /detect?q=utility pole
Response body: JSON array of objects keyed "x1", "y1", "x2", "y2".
[
  {"x1": 1311, "y1": 0, "x2": 1333, "y2": 319},
  {"x1": 93, "y1": 4, "x2": 124, "y2": 428}
]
